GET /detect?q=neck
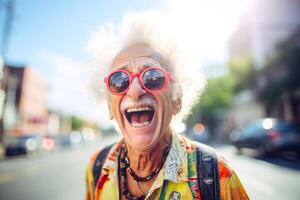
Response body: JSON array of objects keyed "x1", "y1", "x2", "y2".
[{"x1": 125, "y1": 133, "x2": 171, "y2": 173}]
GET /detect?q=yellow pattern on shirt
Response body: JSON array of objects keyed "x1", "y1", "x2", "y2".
[{"x1": 85, "y1": 133, "x2": 249, "y2": 200}]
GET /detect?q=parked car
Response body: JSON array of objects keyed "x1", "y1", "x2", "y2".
[
  {"x1": 230, "y1": 118, "x2": 300, "y2": 157},
  {"x1": 57, "y1": 132, "x2": 83, "y2": 149},
  {"x1": 57, "y1": 135, "x2": 72, "y2": 148},
  {"x1": 4, "y1": 134, "x2": 42, "y2": 157}
]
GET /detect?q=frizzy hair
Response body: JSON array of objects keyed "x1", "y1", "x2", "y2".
[{"x1": 87, "y1": 11, "x2": 206, "y2": 121}]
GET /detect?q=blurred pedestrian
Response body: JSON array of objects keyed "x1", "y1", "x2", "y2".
[{"x1": 85, "y1": 11, "x2": 249, "y2": 200}]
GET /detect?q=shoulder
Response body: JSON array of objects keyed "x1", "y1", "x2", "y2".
[
  {"x1": 217, "y1": 156, "x2": 249, "y2": 199},
  {"x1": 173, "y1": 133, "x2": 195, "y2": 153},
  {"x1": 87, "y1": 142, "x2": 119, "y2": 167},
  {"x1": 86, "y1": 149, "x2": 102, "y2": 176},
  {"x1": 88, "y1": 150, "x2": 102, "y2": 165},
  {"x1": 193, "y1": 141, "x2": 234, "y2": 178},
  {"x1": 178, "y1": 135, "x2": 249, "y2": 199},
  {"x1": 85, "y1": 142, "x2": 120, "y2": 183},
  {"x1": 217, "y1": 155, "x2": 233, "y2": 178},
  {"x1": 180, "y1": 135, "x2": 234, "y2": 178}
]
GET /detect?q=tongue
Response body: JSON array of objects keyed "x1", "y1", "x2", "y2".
[{"x1": 131, "y1": 113, "x2": 151, "y2": 123}]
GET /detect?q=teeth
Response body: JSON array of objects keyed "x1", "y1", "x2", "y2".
[
  {"x1": 131, "y1": 121, "x2": 150, "y2": 128},
  {"x1": 127, "y1": 106, "x2": 152, "y2": 113}
]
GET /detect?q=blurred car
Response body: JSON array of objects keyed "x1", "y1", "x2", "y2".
[
  {"x1": 230, "y1": 118, "x2": 300, "y2": 156},
  {"x1": 57, "y1": 135, "x2": 72, "y2": 148},
  {"x1": 57, "y1": 132, "x2": 83, "y2": 149},
  {"x1": 4, "y1": 134, "x2": 42, "y2": 157}
]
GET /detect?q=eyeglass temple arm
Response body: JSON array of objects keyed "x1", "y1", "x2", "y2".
[{"x1": 169, "y1": 73, "x2": 176, "y2": 82}]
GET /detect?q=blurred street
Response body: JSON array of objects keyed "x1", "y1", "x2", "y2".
[
  {"x1": 0, "y1": 134, "x2": 120, "y2": 200},
  {"x1": 0, "y1": 0, "x2": 299, "y2": 200},
  {"x1": 215, "y1": 145, "x2": 300, "y2": 200},
  {"x1": 0, "y1": 134, "x2": 299, "y2": 200}
]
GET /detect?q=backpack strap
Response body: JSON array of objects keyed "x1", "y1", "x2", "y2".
[
  {"x1": 92, "y1": 143, "x2": 115, "y2": 188},
  {"x1": 195, "y1": 143, "x2": 220, "y2": 200}
]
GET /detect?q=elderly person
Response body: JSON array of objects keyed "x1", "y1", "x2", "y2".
[{"x1": 86, "y1": 12, "x2": 249, "y2": 200}]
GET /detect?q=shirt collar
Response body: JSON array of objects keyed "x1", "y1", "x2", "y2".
[
  {"x1": 162, "y1": 133, "x2": 189, "y2": 183},
  {"x1": 101, "y1": 133, "x2": 190, "y2": 183}
]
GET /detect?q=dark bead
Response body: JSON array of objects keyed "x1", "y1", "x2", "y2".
[
  {"x1": 120, "y1": 144, "x2": 171, "y2": 200},
  {"x1": 125, "y1": 157, "x2": 130, "y2": 165},
  {"x1": 120, "y1": 171, "x2": 126, "y2": 176}
]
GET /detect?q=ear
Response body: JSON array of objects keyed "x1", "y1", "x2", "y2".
[
  {"x1": 172, "y1": 97, "x2": 182, "y2": 115},
  {"x1": 172, "y1": 83, "x2": 182, "y2": 115},
  {"x1": 108, "y1": 102, "x2": 114, "y2": 120}
]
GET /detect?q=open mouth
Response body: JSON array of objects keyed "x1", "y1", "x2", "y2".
[{"x1": 124, "y1": 106, "x2": 154, "y2": 128}]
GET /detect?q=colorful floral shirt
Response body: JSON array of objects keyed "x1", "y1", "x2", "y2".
[{"x1": 86, "y1": 133, "x2": 249, "y2": 200}]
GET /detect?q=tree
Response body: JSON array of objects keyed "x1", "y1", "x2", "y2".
[
  {"x1": 228, "y1": 56, "x2": 257, "y2": 92},
  {"x1": 258, "y1": 36, "x2": 300, "y2": 104},
  {"x1": 185, "y1": 58, "x2": 256, "y2": 138},
  {"x1": 70, "y1": 116, "x2": 85, "y2": 131},
  {"x1": 185, "y1": 75, "x2": 236, "y2": 137}
]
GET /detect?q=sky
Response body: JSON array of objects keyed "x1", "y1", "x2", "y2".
[{"x1": 0, "y1": 0, "x2": 252, "y2": 128}]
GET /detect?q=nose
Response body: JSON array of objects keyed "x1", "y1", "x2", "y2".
[{"x1": 126, "y1": 77, "x2": 147, "y2": 100}]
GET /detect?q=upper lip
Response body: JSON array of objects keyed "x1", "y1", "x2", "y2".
[
  {"x1": 123, "y1": 104, "x2": 155, "y2": 123},
  {"x1": 121, "y1": 104, "x2": 155, "y2": 113},
  {"x1": 126, "y1": 106, "x2": 153, "y2": 113}
]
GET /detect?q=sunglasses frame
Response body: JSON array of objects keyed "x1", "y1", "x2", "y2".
[{"x1": 104, "y1": 67, "x2": 175, "y2": 95}]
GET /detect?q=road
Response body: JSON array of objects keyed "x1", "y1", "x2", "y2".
[
  {"x1": 215, "y1": 145, "x2": 300, "y2": 200},
  {"x1": 0, "y1": 134, "x2": 300, "y2": 200},
  {"x1": 0, "y1": 134, "x2": 121, "y2": 200}
]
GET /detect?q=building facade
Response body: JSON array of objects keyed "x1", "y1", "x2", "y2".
[
  {"x1": 227, "y1": 0, "x2": 300, "y2": 131},
  {"x1": 2, "y1": 65, "x2": 48, "y2": 137},
  {"x1": 229, "y1": 0, "x2": 300, "y2": 68}
]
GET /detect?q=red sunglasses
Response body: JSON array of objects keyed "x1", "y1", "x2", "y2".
[{"x1": 104, "y1": 67, "x2": 175, "y2": 95}]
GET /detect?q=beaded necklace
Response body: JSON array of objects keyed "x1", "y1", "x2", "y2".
[{"x1": 119, "y1": 144, "x2": 171, "y2": 200}]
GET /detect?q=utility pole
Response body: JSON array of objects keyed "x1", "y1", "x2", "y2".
[
  {"x1": 1, "y1": 0, "x2": 14, "y2": 57},
  {"x1": 0, "y1": 0, "x2": 14, "y2": 143}
]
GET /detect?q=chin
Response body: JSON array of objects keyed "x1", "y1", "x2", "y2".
[
  {"x1": 118, "y1": 98, "x2": 165, "y2": 151},
  {"x1": 127, "y1": 134, "x2": 157, "y2": 149},
  {"x1": 122, "y1": 111, "x2": 163, "y2": 151}
]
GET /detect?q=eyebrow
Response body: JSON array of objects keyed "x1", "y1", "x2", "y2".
[
  {"x1": 116, "y1": 63, "x2": 158, "y2": 72},
  {"x1": 118, "y1": 65, "x2": 129, "y2": 70},
  {"x1": 142, "y1": 63, "x2": 158, "y2": 69}
]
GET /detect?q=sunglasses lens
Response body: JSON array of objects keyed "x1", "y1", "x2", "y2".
[
  {"x1": 143, "y1": 69, "x2": 166, "y2": 91},
  {"x1": 109, "y1": 71, "x2": 130, "y2": 93}
]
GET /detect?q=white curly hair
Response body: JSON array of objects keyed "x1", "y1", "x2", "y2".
[{"x1": 87, "y1": 11, "x2": 206, "y2": 123}]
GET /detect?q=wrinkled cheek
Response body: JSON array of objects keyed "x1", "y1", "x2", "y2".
[
  {"x1": 161, "y1": 93, "x2": 173, "y2": 132},
  {"x1": 109, "y1": 96, "x2": 124, "y2": 127}
]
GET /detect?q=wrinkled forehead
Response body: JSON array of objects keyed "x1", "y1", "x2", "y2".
[{"x1": 111, "y1": 43, "x2": 170, "y2": 71}]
